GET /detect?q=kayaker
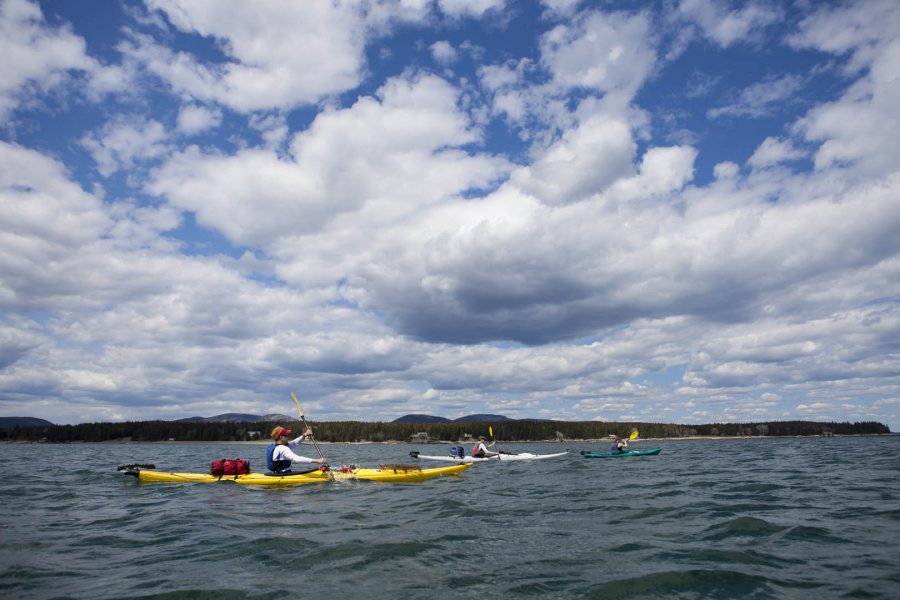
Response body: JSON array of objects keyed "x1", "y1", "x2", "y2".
[
  {"x1": 610, "y1": 435, "x2": 628, "y2": 454},
  {"x1": 473, "y1": 435, "x2": 498, "y2": 458},
  {"x1": 267, "y1": 426, "x2": 327, "y2": 473}
]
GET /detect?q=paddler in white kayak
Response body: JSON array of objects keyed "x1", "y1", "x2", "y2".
[
  {"x1": 473, "y1": 435, "x2": 499, "y2": 459},
  {"x1": 267, "y1": 426, "x2": 327, "y2": 473}
]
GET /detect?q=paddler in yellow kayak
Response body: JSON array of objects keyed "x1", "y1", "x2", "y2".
[{"x1": 267, "y1": 426, "x2": 327, "y2": 473}]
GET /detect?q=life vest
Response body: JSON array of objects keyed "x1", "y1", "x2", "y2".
[
  {"x1": 267, "y1": 443, "x2": 292, "y2": 473},
  {"x1": 611, "y1": 442, "x2": 620, "y2": 454},
  {"x1": 473, "y1": 445, "x2": 485, "y2": 458}
]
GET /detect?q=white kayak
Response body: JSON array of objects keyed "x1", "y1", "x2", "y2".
[{"x1": 409, "y1": 450, "x2": 568, "y2": 463}]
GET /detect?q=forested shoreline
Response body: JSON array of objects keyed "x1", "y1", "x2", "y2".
[{"x1": 0, "y1": 418, "x2": 890, "y2": 443}]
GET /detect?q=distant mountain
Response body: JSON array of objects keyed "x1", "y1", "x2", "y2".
[
  {"x1": 0, "y1": 416, "x2": 54, "y2": 429},
  {"x1": 393, "y1": 414, "x2": 452, "y2": 423},
  {"x1": 176, "y1": 413, "x2": 297, "y2": 423},
  {"x1": 393, "y1": 413, "x2": 532, "y2": 423},
  {"x1": 453, "y1": 414, "x2": 514, "y2": 422}
]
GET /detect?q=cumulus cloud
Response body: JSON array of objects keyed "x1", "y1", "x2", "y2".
[
  {"x1": 0, "y1": 0, "x2": 118, "y2": 120},
  {"x1": 748, "y1": 137, "x2": 805, "y2": 169},
  {"x1": 540, "y1": 9, "x2": 656, "y2": 100},
  {"x1": 148, "y1": 73, "x2": 510, "y2": 248},
  {"x1": 430, "y1": 40, "x2": 458, "y2": 64},
  {"x1": 176, "y1": 104, "x2": 222, "y2": 135},
  {"x1": 347, "y1": 154, "x2": 900, "y2": 348},
  {"x1": 0, "y1": 140, "x2": 423, "y2": 423},
  {"x1": 607, "y1": 145, "x2": 698, "y2": 200},
  {"x1": 540, "y1": 0, "x2": 583, "y2": 19},
  {"x1": 476, "y1": 7, "x2": 657, "y2": 144},
  {"x1": 0, "y1": 142, "x2": 186, "y2": 315},
  {"x1": 713, "y1": 161, "x2": 739, "y2": 179},
  {"x1": 438, "y1": 0, "x2": 506, "y2": 19},
  {"x1": 510, "y1": 116, "x2": 637, "y2": 205},
  {"x1": 787, "y1": 0, "x2": 899, "y2": 74},
  {"x1": 0, "y1": 142, "x2": 110, "y2": 258},
  {"x1": 791, "y1": 1, "x2": 900, "y2": 177},
  {"x1": 678, "y1": 0, "x2": 781, "y2": 47},
  {"x1": 708, "y1": 74, "x2": 804, "y2": 120},
  {"x1": 0, "y1": 320, "x2": 45, "y2": 371},
  {"x1": 128, "y1": 0, "x2": 370, "y2": 111},
  {"x1": 477, "y1": 58, "x2": 540, "y2": 125},
  {"x1": 81, "y1": 117, "x2": 171, "y2": 177}
]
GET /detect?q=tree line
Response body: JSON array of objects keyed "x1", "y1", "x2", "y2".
[{"x1": 0, "y1": 418, "x2": 890, "y2": 443}]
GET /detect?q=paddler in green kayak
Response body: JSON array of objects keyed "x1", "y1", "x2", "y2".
[
  {"x1": 610, "y1": 435, "x2": 629, "y2": 454},
  {"x1": 267, "y1": 426, "x2": 327, "y2": 473}
]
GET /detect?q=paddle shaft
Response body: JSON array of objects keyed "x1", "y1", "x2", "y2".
[
  {"x1": 489, "y1": 426, "x2": 505, "y2": 460},
  {"x1": 299, "y1": 415, "x2": 327, "y2": 461},
  {"x1": 291, "y1": 392, "x2": 328, "y2": 465}
]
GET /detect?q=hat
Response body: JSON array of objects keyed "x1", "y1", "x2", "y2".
[
  {"x1": 271, "y1": 426, "x2": 292, "y2": 439},
  {"x1": 478, "y1": 435, "x2": 486, "y2": 440}
]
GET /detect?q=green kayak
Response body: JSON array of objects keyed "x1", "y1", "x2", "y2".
[{"x1": 580, "y1": 448, "x2": 662, "y2": 458}]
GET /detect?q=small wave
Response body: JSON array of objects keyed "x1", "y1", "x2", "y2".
[
  {"x1": 702, "y1": 516, "x2": 787, "y2": 541},
  {"x1": 782, "y1": 524, "x2": 848, "y2": 544},
  {"x1": 668, "y1": 547, "x2": 803, "y2": 568},
  {"x1": 719, "y1": 482, "x2": 786, "y2": 494},
  {"x1": 508, "y1": 576, "x2": 584, "y2": 596},
  {"x1": 610, "y1": 542, "x2": 652, "y2": 553},
  {"x1": 116, "y1": 590, "x2": 265, "y2": 600},
  {"x1": 586, "y1": 568, "x2": 778, "y2": 599}
]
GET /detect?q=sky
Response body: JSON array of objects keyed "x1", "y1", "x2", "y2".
[{"x1": 1, "y1": 0, "x2": 898, "y2": 429}]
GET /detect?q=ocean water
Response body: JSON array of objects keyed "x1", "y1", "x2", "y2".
[{"x1": 1, "y1": 436, "x2": 898, "y2": 599}]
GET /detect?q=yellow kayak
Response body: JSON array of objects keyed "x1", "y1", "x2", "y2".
[
  {"x1": 332, "y1": 463, "x2": 472, "y2": 482},
  {"x1": 123, "y1": 463, "x2": 471, "y2": 485}
]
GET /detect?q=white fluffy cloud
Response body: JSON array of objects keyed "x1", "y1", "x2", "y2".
[
  {"x1": 678, "y1": 0, "x2": 781, "y2": 47},
  {"x1": 437, "y1": 0, "x2": 506, "y2": 19},
  {"x1": 510, "y1": 116, "x2": 637, "y2": 205},
  {"x1": 748, "y1": 137, "x2": 805, "y2": 169},
  {"x1": 791, "y1": 2, "x2": 900, "y2": 177},
  {"x1": 540, "y1": 10, "x2": 656, "y2": 100},
  {"x1": 149, "y1": 73, "x2": 510, "y2": 248},
  {"x1": 176, "y1": 104, "x2": 222, "y2": 135},
  {"x1": 0, "y1": 0, "x2": 119, "y2": 120},
  {"x1": 2, "y1": 0, "x2": 899, "y2": 430},
  {"x1": 430, "y1": 40, "x2": 458, "y2": 64},
  {"x1": 81, "y1": 117, "x2": 171, "y2": 177},
  {"x1": 0, "y1": 143, "x2": 111, "y2": 310},
  {"x1": 130, "y1": 0, "x2": 444, "y2": 113},
  {"x1": 708, "y1": 74, "x2": 804, "y2": 120}
]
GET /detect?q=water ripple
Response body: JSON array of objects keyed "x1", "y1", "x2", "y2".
[
  {"x1": 586, "y1": 568, "x2": 783, "y2": 599},
  {"x1": 1, "y1": 438, "x2": 899, "y2": 599}
]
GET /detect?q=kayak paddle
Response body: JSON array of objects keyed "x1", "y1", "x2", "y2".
[
  {"x1": 489, "y1": 426, "x2": 518, "y2": 456},
  {"x1": 489, "y1": 425, "x2": 498, "y2": 460},
  {"x1": 291, "y1": 391, "x2": 331, "y2": 477}
]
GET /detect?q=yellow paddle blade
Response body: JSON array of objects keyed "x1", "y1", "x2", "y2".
[
  {"x1": 489, "y1": 426, "x2": 494, "y2": 437},
  {"x1": 629, "y1": 430, "x2": 639, "y2": 440},
  {"x1": 290, "y1": 391, "x2": 305, "y2": 418}
]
